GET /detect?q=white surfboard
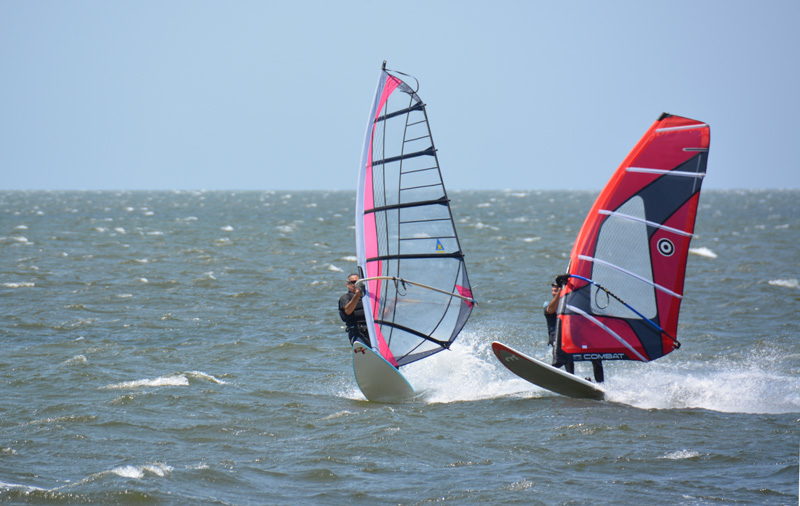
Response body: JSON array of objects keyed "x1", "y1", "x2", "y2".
[
  {"x1": 491, "y1": 341, "x2": 605, "y2": 400},
  {"x1": 352, "y1": 341, "x2": 415, "y2": 403}
]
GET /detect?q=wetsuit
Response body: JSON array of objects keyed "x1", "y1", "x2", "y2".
[
  {"x1": 545, "y1": 302, "x2": 604, "y2": 382},
  {"x1": 338, "y1": 291, "x2": 370, "y2": 347},
  {"x1": 545, "y1": 302, "x2": 574, "y2": 374}
]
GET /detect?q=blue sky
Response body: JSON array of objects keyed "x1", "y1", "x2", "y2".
[{"x1": 1, "y1": 1, "x2": 798, "y2": 191}]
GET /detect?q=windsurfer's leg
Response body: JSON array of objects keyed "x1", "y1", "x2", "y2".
[
  {"x1": 565, "y1": 358, "x2": 574, "y2": 375},
  {"x1": 347, "y1": 327, "x2": 360, "y2": 345},
  {"x1": 592, "y1": 360, "x2": 604, "y2": 383}
]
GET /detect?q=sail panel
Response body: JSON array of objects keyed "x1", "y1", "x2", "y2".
[
  {"x1": 356, "y1": 65, "x2": 473, "y2": 368},
  {"x1": 559, "y1": 113, "x2": 710, "y2": 362}
]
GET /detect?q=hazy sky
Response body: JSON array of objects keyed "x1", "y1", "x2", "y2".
[{"x1": 2, "y1": 1, "x2": 798, "y2": 191}]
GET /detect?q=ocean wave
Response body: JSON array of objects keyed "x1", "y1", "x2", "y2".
[
  {"x1": 689, "y1": 247, "x2": 717, "y2": 258},
  {"x1": 2, "y1": 282, "x2": 35, "y2": 288},
  {"x1": 185, "y1": 371, "x2": 227, "y2": 384},
  {"x1": 109, "y1": 463, "x2": 172, "y2": 479},
  {"x1": 62, "y1": 355, "x2": 87, "y2": 366},
  {"x1": 768, "y1": 278, "x2": 799, "y2": 289},
  {"x1": 102, "y1": 375, "x2": 190, "y2": 389},
  {"x1": 660, "y1": 449, "x2": 702, "y2": 460},
  {"x1": 102, "y1": 371, "x2": 227, "y2": 390}
]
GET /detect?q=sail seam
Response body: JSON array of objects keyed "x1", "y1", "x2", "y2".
[
  {"x1": 598, "y1": 209, "x2": 694, "y2": 237},
  {"x1": 400, "y1": 183, "x2": 443, "y2": 191},
  {"x1": 578, "y1": 255, "x2": 683, "y2": 299},
  {"x1": 404, "y1": 134, "x2": 430, "y2": 143},
  {"x1": 399, "y1": 217, "x2": 450, "y2": 225},
  {"x1": 402, "y1": 166, "x2": 438, "y2": 175},
  {"x1": 565, "y1": 305, "x2": 648, "y2": 361}
]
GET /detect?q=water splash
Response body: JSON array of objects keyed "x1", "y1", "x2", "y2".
[
  {"x1": 402, "y1": 331, "x2": 799, "y2": 413},
  {"x1": 404, "y1": 331, "x2": 539, "y2": 404}
]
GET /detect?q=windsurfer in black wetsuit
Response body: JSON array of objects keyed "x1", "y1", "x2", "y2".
[
  {"x1": 545, "y1": 275, "x2": 604, "y2": 383},
  {"x1": 338, "y1": 274, "x2": 371, "y2": 347}
]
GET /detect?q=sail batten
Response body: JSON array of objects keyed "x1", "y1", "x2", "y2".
[
  {"x1": 356, "y1": 64, "x2": 474, "y2": 368},
  {"x1": 597, "y1": 209, "x2": 695, "y2": 237},
  {"x1": 371, "y1": 146, "x2": 436, "y2": 167},
  {"x1": 559, "y1": 113, "x2": 710, "y2": 362},
  {"x1": 365, "y1": 196, "x2": 448, "y2": 214},
  {"x1": 367, "y1": 251, "x2": 464, "y2": 262},
  {"x1": 626, "y1": 167, "x2": 706, "y2": 178}
]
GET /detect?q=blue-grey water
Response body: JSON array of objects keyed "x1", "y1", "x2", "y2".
[{"x1": 0, "y1": 190, "x2": 797, "y2": 504}]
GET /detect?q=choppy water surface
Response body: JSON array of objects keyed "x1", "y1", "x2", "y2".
[{"x1": 0, "y1": 190, "x2": 797, "y2": 504}]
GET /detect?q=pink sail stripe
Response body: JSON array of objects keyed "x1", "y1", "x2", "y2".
[{"x1": 364, "y1": 73, "x2": 402, "y2": 365}]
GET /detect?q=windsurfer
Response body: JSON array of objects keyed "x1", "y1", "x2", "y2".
[
  {"x1": 338, "y1": 274, "x2": 371, "y2": 347},
  {"x1": 545, "y1": 275, "x2": 604, "y2": 383}
]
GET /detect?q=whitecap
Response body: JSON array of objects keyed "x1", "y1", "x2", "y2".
[
  {"x1": 62, "y1": 355, "x2": 87, "y2": 365},
  {"x1": 340, "y1": 255, "x2": 357, "y2": 262},
  {"x1": 107, "y1": 463, "x2": 172, "y2": 479},
  {"x1": 14, "y1": 225, "x2": 28, "y2": 230},
  {"x1": 276, "y1": 225, "x2": 294, "y2": 233},
  {"x1": 660, "y1": 449, "x2": 701, "y2": 460},
  {"x1": 221, "y1": 225, "x2": 234, "y2": 232},
  {"x1": 689, "y1": 247, "x2": 717, "y2": 258},
  {"x1": 321, "y1": 410, "x2": 354, "y2": 420},
  {"x1": 102, "y1": 375, "x2": 189, "y2": 389},
  {"x1": 110, "y1": 465, "x2": 144, "y2": 479},
  {"x1": 186, "y1": 371, "x2": 227, "y2": 384},
  {"x1": 328, "y1": 264, "x2": 344, "y2": 272},
  {"x1": 2, "y1": 282, "x2": 34, "y2": 288},
  {"x1": 113, "y1": 227, "x2": 126, "y2": 234},
  {"x1": 768, "y1": 278, "x2": 799, "y2": 289},
  {"x1": 521, "y1": 237, "x2": 541, "y2": 243},
  {"x1": 0, "y1": 480, "x2": 47, "y2": 492}
]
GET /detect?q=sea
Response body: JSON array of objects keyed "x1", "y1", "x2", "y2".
[{"x1": 0, "y1": 189, "x2": 797, "y2": 505}]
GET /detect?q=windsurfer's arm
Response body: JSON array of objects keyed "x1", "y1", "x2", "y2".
[
  {"x1": 343, "y1": 288, "x2": 362, "y2": 315},
  {"x1": 545, "y1": 287, "x2": 561, "y2": 314}
]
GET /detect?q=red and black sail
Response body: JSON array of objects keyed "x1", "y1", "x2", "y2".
[{"x1": 558, "y1": 114, "x2": 710, "y2": 362}]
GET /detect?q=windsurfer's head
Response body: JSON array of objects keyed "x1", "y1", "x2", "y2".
[{"x1": 347, "y1": 274, "x2": 359, "y2": 292}]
